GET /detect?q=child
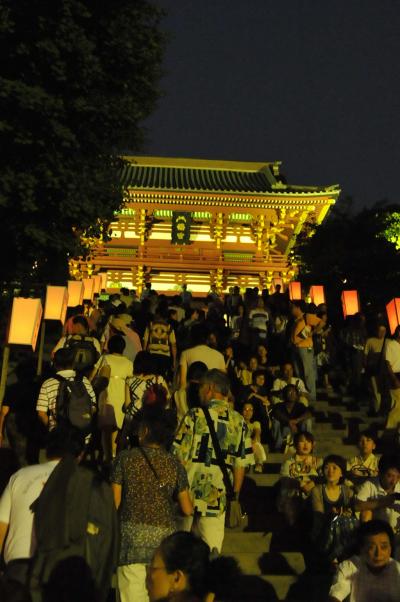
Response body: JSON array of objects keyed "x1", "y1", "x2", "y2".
[
  {"x1": 347, "y1": 430, "x2": 379, "y2": 487},
  {"x1": 278, "y1": 432, "x2": 322, "y2": 524},
  {"x1": 241, "y1": 401, "x2": 266, "y2": 473}
]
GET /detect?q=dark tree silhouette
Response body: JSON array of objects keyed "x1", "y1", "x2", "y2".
[
  {"x1": 293, "y1": 198, "x2": 400, "y2": 317},
  {"x1": 0, "y1": 0, "x2": 164, "y2": 283}
]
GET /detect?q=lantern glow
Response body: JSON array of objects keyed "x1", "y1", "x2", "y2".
[
  {"x1": 310, "y1": 285, "x2": 326, "y2": 306},
  {"x1": 92, "y1": 275, "x2": 102, "y2": 294},
  {"x1": 67, "y1": 281, "x2": 84, "y2": 307},
  {"x1": 83, "y1": 278, "x2": 95, "y2": 301},
  {"x1": 341, "y1": 290, "x2": 360, "y2": 318},
  {"x1": 386, "y1": 298, "x2": 400, "y2": 335},
  {"x1": 44, "y1": 286, "x2": 68, "y2": 323},
  {"x1": 99, "y1": 272, "x2": 108, "y2": 290},
  {"x1": 289, "y1": 282, "x2": 302, "y2": 301},
  {"x1": 8, "y1": 298, "x2": 43, "y2": 350}
]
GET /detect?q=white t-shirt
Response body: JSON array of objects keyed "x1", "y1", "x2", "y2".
[
  {"x1": 272, "y1": 377, "x2": 308, "y2": 394},
  {"x1": 385, "y1": 339, "x2": 400, "y2": 374},
  {"x1": 179, "y1": 345, "x2": 225, "y2": 372},
  {"x1": 329, "y1": 555, "x2": 400, "y2": 601},
  {"x1": 0, "y1": 460, "x2": 59, "y2": 563},
  {"x1": 356, "y1": 477, "x2": 400, "y2": 533}
]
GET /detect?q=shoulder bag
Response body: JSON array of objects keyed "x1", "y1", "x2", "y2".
[{"x1": 202, "y1": 407, "x2": 247, "y2": 530}]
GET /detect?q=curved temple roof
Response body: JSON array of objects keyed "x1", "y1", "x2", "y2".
[{"x1": 120, "y1": 157, "x2": 339, "y2": 196}]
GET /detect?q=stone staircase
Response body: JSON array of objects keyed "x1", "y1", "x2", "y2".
[{"x1": 222, "y1": 390, "x2": 383, "y2": 601}]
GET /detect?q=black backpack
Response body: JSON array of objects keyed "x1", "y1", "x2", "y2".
[
  {"x1": 55, "y1": 375, "x2": 94, "y2": 434},
  {"x1": 29, "y1": 456, "x2": 118, "y2": 602},
  {"x1": 63, "y1": 335, "x2": 100, "y2": 372}
]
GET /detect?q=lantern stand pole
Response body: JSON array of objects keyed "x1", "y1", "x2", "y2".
[
  {"x1": 37, "y1": 321, "x2": 46, "y2": 376},
  {"x1": 0, "y1": 344, "x2": 10, "y2": 405}
]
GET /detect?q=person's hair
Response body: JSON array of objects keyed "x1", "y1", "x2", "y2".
[
  {"x1": 190, "y1": 323, "x2": 209, "y2": 346},
  {"x1": 291, "y1": 300, "x2": 306, "y2": 313},
  {"x1": 357, "y1": 519, "x2": 395, "y2": 555},
  {"x1": 158, "y1": 532, "x2": 241, "y2": 599},
  {"x1": 134, "y1": 351, "x2": 156, "y2": 375},
  {"x1": 293, "y1": 431, "x2": 314, "y2": 447},
  {"x1": 393, "y1": 325, "x2": 400, "y2": 339},
  {"x1": 72, "y1": 315, "x2": 89, "y2": 331},
  {"x1": 252, "y1": 369, "x2": 265, "y2": 385},
  {"x1": 378, "y1": 454, "x2": 400, "y2": 474},
  {"x1": 187, "y1": 361, "x2": 208, "y2": 382},
  {"x1": 159, "y1": 531, "x2": 210, "y2": 595},
  {"x1": 139, "y1": 405, "x2": 176, "y2": 448},
  {"x1": 120, "y1": 287, "x2": 129, "y2": 296},
  {"x1": 322, "y1": 454, "x2": 347, "y2": 482},
  {"x1": 282, "y1": 384, "x2": 299, "y2": 402},
  {"x1": 53, "y1": 348, "x2": 75, "y2": 370},
  {"x1": 358, "y1": 429, "x2": 378, "y2": 445},
  {"x1": 108, "y1": 334, "x2": 126, "y2": 354},
  {"x1": 45, "y1": 426, "x2": 86, "y2": 459},
  {"x1": 200, "y1": 369, "x2": 230, "y2": 397}
]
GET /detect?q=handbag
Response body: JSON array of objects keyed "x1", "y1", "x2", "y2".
[
  {"x1": 321, "y1": 513, "x2": 359, "y2": 561},
  {"x1": 202, "y1": 407, "x2": 247, "y2": 530},
  {"x1": 319, "y1": 486, "x2": 359, "y2": 560}
]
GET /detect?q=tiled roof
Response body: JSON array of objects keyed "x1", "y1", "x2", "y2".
[{"x1": 121, "y1": 164, "x2": 276, "y2": 193}]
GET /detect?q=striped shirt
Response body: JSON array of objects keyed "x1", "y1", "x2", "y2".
[{"x1": 36, "y1": 369, "x2": 96, "y2": 430}]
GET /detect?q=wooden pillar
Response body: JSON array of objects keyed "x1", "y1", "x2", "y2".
[
  {"x1": 136, "y1": 265, "x2": 144, "y2": 296},
  {"x1": 216, "y1": 267, "x2": 224, "y2": 295}
]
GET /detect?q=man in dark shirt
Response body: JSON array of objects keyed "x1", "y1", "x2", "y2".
[{"x1": 271, "y1": 384, "x2": 312, "y2": 451}]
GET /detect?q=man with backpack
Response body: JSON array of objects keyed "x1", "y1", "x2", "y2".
[
  {"x1": 52, "y1": 315, "x2": 101, "y2": 375},
  {"x1": 0, "y1": 427, "x2": 118, "y2": 601},
  {"x1": 36, "y1": 348, "x2": 97, "y2": 440}
]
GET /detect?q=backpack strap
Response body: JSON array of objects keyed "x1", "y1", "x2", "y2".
[{"x1": 203, "y1": 407, "x2": 235, "y2": 500}]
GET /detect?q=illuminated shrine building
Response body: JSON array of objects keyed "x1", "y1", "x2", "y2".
[{"x1": 81, "y1": 156, "x2": 340, "y2": 295}]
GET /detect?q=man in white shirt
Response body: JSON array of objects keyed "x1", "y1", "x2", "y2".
[
  {"x1": 0, "y1": 427, "x2": 85, "y2": 584},
  {"x1": 329, "y1": 520, "x2": 400, "y2": 602},
  {"x1": 36, "y1": 348, "x2": 96, "y2": 432},
  {"x1": 271, "y1": 362, "x2": 310, "y2": 405},
  {"x1": 355, "y1": 454, "x2": 400, "y2": 543},
  {"x1": 384, "y1": 325, "x2": 400, "y2": 429},
  {"x1": 179, "y1": 324, "x2": 225, "y2": 388}
]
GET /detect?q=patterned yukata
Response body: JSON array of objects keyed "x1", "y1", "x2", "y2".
[{"x1": 172, "y1": 399, "x2": 254, "y2": 517}]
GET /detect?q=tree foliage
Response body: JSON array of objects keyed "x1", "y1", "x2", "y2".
[
  {"x1": 293, "y1": 199, "x2": 400, "y2": 315},
  {"x1": 0, "y1": 0, "x2": 164, "y2": 283}
]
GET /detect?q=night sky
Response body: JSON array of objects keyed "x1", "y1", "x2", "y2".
[{"x1": 143, "y1": 1, "x2": 400, "y2": 209}]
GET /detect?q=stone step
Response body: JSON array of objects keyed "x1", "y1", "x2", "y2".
[
  {"x1": 222, "y1": 531, "x2": 271, "y2": 555},
  {"x1": 230, "y1": 551, "x2": 305, "y2": 577},
  {"x1": 249, "y1": 473, "x2": 280, "y2": 487}
]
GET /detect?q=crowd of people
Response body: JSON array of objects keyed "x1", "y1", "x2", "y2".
[{"x1": 1, "y1": 282, "x2": 400, "y2": 601}]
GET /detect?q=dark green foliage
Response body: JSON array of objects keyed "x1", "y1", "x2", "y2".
[
  {"x1": 293, "y1": 198, "x2": 400, "y2": 316},
  {"x1": 0, "y1": 0, "x2": 164, "y2": 283}
]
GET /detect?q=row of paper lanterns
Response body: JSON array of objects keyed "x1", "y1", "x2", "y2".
[
  {"x1": 289, "y1": 282, "x2": 400, "y2": 335},
  {"x1": 5, "y1": 280, "x2": 400, "y2": 352},
  {"x1": 8, "y1": 274, "x2": 107, "y2": 351}
]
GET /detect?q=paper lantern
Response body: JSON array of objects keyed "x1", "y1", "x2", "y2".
[
  {"x1": 341, "y1": 290, "x2": 360, "y2": 318},
  {"x1": 8, "y1": 298, "x2": 43, "y2": 350},
  {"x1": 271, "y1": 278, "x2": 284, "y2": 293},
  {"x1": 99, "y1": 272, "x2": 108, "y2": 290},
  {"x1": 67, "y1": 281, "x2": 84, "y2": 307},
  {"x1": 82, "y1": 278, "x2": 95, "y2": 301},
  {"x1": 44, "y1": 286, "x2": 68, "y2": 323},
  {"x1": 386, "y1": 298, "x2": 400, "y2": 335},
  {"x1": 289, "y1": 282, "x2": 302, "y2": 301},
  {"x1": 310, "y1": 285, "x2": 326, "y2": 306},
  {"x1": 92, "y1": 275, "x2": 102, "y2": 294}
]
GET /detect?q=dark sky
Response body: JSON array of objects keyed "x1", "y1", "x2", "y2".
[{"x1": 143, "y1": 0, "x2": 400, "y2": 208}]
